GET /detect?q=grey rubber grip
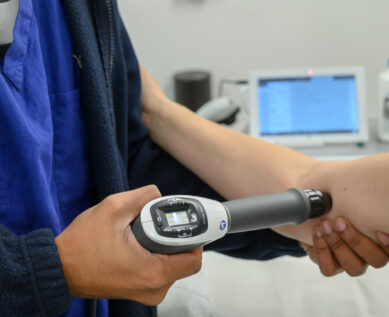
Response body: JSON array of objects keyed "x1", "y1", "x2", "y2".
[{"x1": 224, "y1": 189, "x2": 310, "y2": 234}]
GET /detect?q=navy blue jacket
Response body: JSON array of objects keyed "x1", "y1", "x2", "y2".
[{"x1": 0, "y1": 0, "x2": 305, "y2": 316}]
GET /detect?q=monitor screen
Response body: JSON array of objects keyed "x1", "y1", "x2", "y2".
[{"x1": 257, "y1": 75, "x2": 359, "y2": 136}]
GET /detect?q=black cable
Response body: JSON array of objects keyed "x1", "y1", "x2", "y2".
[
  {"x1": 88, "y1": 299, "x2": 97, "y2": 317},
  {"x1": 218, "y1": 79, "x2": 248, "y2": 97},
  {"x1": 0, "y1": 44, "x2": 11, "y2": 58}
]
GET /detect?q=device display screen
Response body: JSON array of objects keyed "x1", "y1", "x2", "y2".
[
  {"x1": 257, "y1": 75, "x2": 359, "y2": 135},
  {"x1": 166, "y1": 211, "x2": 190, "y2": 226}
]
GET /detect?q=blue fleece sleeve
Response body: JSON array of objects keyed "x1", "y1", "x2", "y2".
[
  {"x1": 0, "y1": 223, "x2": 71, "y2": 316},
  {"x1": 128, "y1": 139, "x2": 305, "y2": 260}
]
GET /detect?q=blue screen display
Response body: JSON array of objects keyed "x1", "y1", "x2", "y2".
[{"x1": 258, "y1": 75, "x2": 359, "y2": 135}]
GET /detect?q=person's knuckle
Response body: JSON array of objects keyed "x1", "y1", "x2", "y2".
[
  {"x1": 130, "y1": 186, "x2": 161, "y2": 211},
  {"x1": 103, "y1": 194, "x2": 123, "y2": 211},
  {"x1": 327, "y1": 237, "x2": 344, "y2": 251},
  {"x1": 344, "y1": 233, "x2": 361, "y2": 248},
  {"x1": 143, "y1": 185, "x2": 161, "y2": 198},
  {"x1": 314, "y1": 244, "x2": 329, "y2": 255}
]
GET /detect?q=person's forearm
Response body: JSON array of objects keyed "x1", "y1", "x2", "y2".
[
  {"x1": 144, "y1": 98, "x2": 319, "y2": 200},
  {"x1": 144, "y1": 96, "x2": 389, "y2": 245}
]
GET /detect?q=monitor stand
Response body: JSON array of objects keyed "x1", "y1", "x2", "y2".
[{"x1": 278, "y1": 141, "x2": 325, "y2": 149}]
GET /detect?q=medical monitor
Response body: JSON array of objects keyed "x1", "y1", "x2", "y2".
[{"x1": 249, "y1": 67, "x2": 369, "y2": 146}]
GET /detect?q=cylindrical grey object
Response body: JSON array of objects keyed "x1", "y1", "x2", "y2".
[
  {"x1": 174, "y1": 71, "x2": 211, "y2": 112},
  {"x1": 224, "y1": 189, "x2": 311, "y2": 234}
]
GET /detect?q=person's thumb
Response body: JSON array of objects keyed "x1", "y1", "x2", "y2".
[{"x1": 102, "y1": 185, "x2": 161, "y2": 224}]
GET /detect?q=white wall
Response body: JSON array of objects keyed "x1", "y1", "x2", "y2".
[{"x1": 118, "y1": 0, "x2": 389, "y2": 117}]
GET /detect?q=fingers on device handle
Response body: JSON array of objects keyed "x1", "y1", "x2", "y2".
[
  {"x1": 318, "y1": 220, "x2": 368, "y2": 277},
  {"x1": 377, "y1": 232, "x2": 389, "y2": 255},
  {"x1": 333, "y1": 218, "x2": 389, "y2": 269},
  {"x1": 162, "y1": 249, "x2": 203, "y2": 283},
  {"x1": 313, "y1": 226, "x2": 343, "y2": 277}
]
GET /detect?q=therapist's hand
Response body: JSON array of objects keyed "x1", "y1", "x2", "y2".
[
  {"x1": 302, "y1": 218, "x2": 389, "y2": 277},
  {"x1": 55, "y1": 185, "x2": 202, "y2": 305}
]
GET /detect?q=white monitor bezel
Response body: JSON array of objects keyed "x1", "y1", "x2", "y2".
[{"x1": 249, "y1": 67, "x2": 369, "y2": 146}]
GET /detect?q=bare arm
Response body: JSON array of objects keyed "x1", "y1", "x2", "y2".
[
  {"x1": 143, "y1": 88, "x2": 318, "y2": 200},
  {"x1": 141, "y1": 67, "x2": 389, "y2": 246},
  {"x1": 142, "y1": 68, "x2": 324, "y2": 243}
]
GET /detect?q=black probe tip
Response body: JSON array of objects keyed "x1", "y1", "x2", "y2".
[
  {"x1": 305, "y1": 190, "x2": 333, "y2": 219},
  {"x1": 322, "y1": 192, "x2": 333, "y2": 213}
]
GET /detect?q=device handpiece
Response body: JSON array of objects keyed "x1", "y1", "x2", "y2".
[
  {"x1": 131, "y1": 189, "x2": 332, "y2": 255},
  {"x1": 224, "y1": 189, "x2": 332, "y2": 234}
]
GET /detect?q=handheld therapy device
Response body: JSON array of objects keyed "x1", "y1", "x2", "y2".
[{"x1": 132, "y1": 189, "x2": 332, "y2": 254}]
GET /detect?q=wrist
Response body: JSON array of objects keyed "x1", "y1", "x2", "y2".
[
  {"x1": 22, "y1": 229, "x2": 71, "y2": 314},
  {"x1": 296, "y1": 159, "x2": 334, "y2": 192},
  {"x1": 55, "y1": 234, "x2": 83, "y2": 298}
]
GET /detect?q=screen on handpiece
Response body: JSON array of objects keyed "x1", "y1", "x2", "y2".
[{"x1": 166, "y1": 211, "x2": 190, "y2": 226}]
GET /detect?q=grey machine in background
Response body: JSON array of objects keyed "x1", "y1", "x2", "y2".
[
  {"x1": 196, "y1": 97, "x2": 240, "y2": 125},
  {"x1": 0, "y1": 0, "x2": 19, "y2": 57},
  {"x1": 174, "y1": 70, "x2": 242, "y2": 125},
  {"x1": 174, "y1": 70, "x2": 212, "y2": 112},
  {"x1": 132, "y1": 189, "x2": 332, "y2": 254}
]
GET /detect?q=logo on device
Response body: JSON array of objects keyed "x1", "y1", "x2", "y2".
[{"x1": 220, "y1": 220, "x2": 227, "y2": 231}]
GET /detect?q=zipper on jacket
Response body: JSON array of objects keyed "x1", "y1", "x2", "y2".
[{"x1": 105, "y1": 0, "x2": 116, "y2": 134}]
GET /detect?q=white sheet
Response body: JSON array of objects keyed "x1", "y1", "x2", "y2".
[
  {"x1": 159, "y1": 252, "x2": 389, "y2": 317},
  {"x1": 202, "y1": 252, "x2": 389, "y2": 317},
  {"x1": 158, "y1": 270, "x2": 212, "y2": 317}
]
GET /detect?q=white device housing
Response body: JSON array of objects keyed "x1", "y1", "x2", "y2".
[
  {"x1": 249, "y1": 67, "x2": 369, "y2": 146},
  {"x1": 139, "y1": 196, "x2": 229, "y2": 247},
  {"x1": 196, "y1": 97, "x2": 239, "y2": 123},
  {"x1": 0, "y1": 0, "x2": 19, "y2": 46},
  {"x1": 378, "y1": 69, "x2": 389, "y2": 142}
]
